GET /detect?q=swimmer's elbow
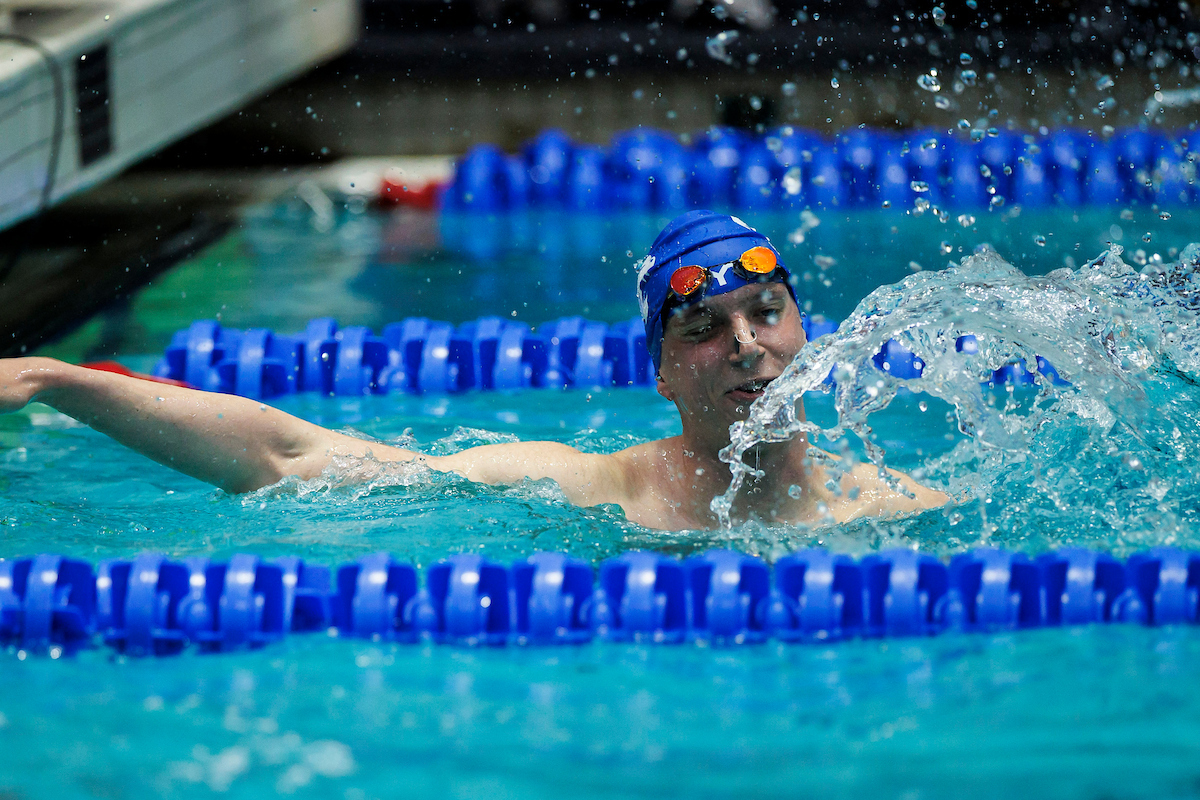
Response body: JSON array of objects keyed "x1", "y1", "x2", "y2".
[
  {"x1": 221, "y1": 476, "x2": 268, "y2": 495},
  {"x1": 220, "y1": 465, "x2": 290, "y2": 495},
  {"x1": 227, "y1": 451, "x2": 327, "y2": 494}
]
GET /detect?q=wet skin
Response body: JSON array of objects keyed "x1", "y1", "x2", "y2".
[{"x1": 0, "y1": 284, "x2": 946, "y2": 530}]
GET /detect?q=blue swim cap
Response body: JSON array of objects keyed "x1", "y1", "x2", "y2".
[{"x1": 636, "y1": 210, "x2": 793, "y2": 371}]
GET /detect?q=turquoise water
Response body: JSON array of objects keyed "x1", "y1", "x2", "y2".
[{"x1": 7, "y1": 201, "x2": 1200, "y2": 797}]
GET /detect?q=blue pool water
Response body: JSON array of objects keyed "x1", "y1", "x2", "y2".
[{"x1": 8, "y1": 200, "x2": 1200, "y2": 797}]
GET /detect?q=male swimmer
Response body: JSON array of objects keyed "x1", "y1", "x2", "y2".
[{"x1": 0, "y1": 211, "x2": 946, "y2": 530}]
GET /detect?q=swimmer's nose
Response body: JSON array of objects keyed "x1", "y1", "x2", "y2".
[{"x1": 730, "y1": 316, "x2": 763, "y2": 364}]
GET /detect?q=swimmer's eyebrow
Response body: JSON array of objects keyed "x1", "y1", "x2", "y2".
[
  {"x1": 670, "y1": 304, "x2": 715, "y2": 327},
  {"x1": 756, "y1": 284, "x2": 789, "y2": 303}
]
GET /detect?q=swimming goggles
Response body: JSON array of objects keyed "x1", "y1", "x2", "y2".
[{"x1": 667, "y1": 246, "x2": 782, "y2": 303}]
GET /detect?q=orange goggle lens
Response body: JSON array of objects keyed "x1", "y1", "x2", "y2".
[
  {"x1": 669, "y1": 264, "x2": 708, "y2": 298},
  {"x1": 737, "y1": 246, "x2": 777, "y2": 275}
]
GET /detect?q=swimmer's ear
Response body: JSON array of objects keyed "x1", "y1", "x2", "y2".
[{"x1": 655, "y1": 373, "x2": 675, "y2": 402}]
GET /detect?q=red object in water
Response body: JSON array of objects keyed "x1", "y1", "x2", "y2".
[
  {"x1": 81, "y1": 361, "x2": 193, "y2": 388},
  {"x1": 378, "y1": 178, "x2": 444, "y2": 210}
]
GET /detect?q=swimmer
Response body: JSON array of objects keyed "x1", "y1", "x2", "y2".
[{"x1": 0, "y1": 211, "x2": 946, "y2": 530}]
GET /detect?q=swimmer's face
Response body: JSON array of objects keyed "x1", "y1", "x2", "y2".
[{"x1": 656, "y1": 283, "x2": 805, "y2": 446}]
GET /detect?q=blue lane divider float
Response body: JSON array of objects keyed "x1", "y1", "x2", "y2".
[
  {"x1": 441, "y1": 126, "x2": 1197, "y2": 213},
  {"x1": 3, "y1": 546, "x2": 1200, "y2": 657},
  {"x1": 154, "y1": 317, "x2": 1061, "y2": 398},
  {"x1": 154, "y1": 316, "x2": 650, "y2": 398}
]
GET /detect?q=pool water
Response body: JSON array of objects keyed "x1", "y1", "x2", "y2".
[{"x1": 7, "y1": 198, "x2": 1200, "y2": 798}]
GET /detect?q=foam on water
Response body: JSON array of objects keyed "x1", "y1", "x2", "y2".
[{"x1": 715, "y1": 243, "x2": 1200, "y2": 555}]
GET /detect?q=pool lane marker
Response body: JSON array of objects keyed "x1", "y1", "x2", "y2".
[{"x1": 0, "y1": 547, "x2": 1195, "y2": 657}]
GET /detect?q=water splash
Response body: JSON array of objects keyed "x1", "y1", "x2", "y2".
[{"x1": 712, "y1": 243, "x2": 1200, "y2": 554}]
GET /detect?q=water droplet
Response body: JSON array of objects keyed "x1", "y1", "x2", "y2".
[
  {"x1": 917, "y1": 72, "x2": 942, "y2": 92},
  {"x1": 705, "y1": 30, "x2": 739, "y2": 64},
  {"x1": 910, "y1": 180, "x2": 930, "y2": 193},
  {"x1": 932, "y1": 5, "x2": 946, "y2": 26},
  {"x1": 782, "y1": 167, "x2": 802, "y2": 196},
  {"x1": 919, "y1": 401, "x2": 929, "y2": 412},
  {"x1": 959, "y1": 52, "x2": 973, "y2": 65},
  {"x1": 1034, "y1": 234, "x2": 1047, "y2": 246},
  {"x1": 788, "y1": 484, "x2": 803, "y2": 499},
  {"x1": 961, "y1": 69, "x2": 978, "y2": 86},
  {"x1": 1096, "y1": 74, "x2": 1115, "y2": 91},
  {"x1": 979, "y1": 164, "x2": 992, "y2": 178},
  {"x1": 935, "y1": 96, "x2": 952, "y2": 110},
  {"x1": 956, "y1": 119, "x2": 971, "y2": 130},
  {"x1": 940, "y1": 240, "x2": 953, "y2": 254},
  {"x1": 781, "y1": 82, "x2": 797, "y2": 96},
  {"x1": 1143, "y1": 232, "x2": 1152, "y2": 242},
  {"x1": 921, "y1": 138, "x2": 938, "y2": 151},
  {"x1": 914, "y1": 197, "x2": 931, "y2": 214},
  {"x1": 831, "y1": 76, "x2": 840, "y2": 89},
  {"x1": 957, "y1": 214, "x2": 976, "y2": 227},
  {"x1": 1160, "y1": 211, "x2": 1172, "y2": 220}
]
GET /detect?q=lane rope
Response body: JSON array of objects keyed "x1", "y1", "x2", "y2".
[{"x1": 2, "y1": 546, "x2": 1194, "y2": 657}]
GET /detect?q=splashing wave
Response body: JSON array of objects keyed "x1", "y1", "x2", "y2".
[{"x1": 715, "y1": 243, "x2": 1200, "y2": 556}]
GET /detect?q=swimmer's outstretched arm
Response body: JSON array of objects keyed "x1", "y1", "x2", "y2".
[
  {"x1": 0, "y1": 357, "x2": 396, "y2": 493},
  {"x1": 0, "y1": 357, "x2": 630, "y2": 502}
]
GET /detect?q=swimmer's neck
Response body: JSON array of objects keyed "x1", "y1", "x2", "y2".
[{"x1": 672, "y1": 431, "x2": 825, "y2": 525}]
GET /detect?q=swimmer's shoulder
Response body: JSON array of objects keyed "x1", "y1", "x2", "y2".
[
  {"x1": 490, "y1": 438, "x2": 681, "y2": 517},
  {"x1": 835, "y1": 461, "x2": 950, "y2": 520},
  {"x1": 610, "y1": 437, "x2": 681, "y2": 479}
]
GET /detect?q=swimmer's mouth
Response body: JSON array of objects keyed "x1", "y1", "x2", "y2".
[{"x1": 728, "y1": 378, "x2": 774, "y2": 398}]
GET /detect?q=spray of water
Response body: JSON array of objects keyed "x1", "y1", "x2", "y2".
[{"x1": 713, "y1": 242, "x2": 1200, "y2": 554}]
